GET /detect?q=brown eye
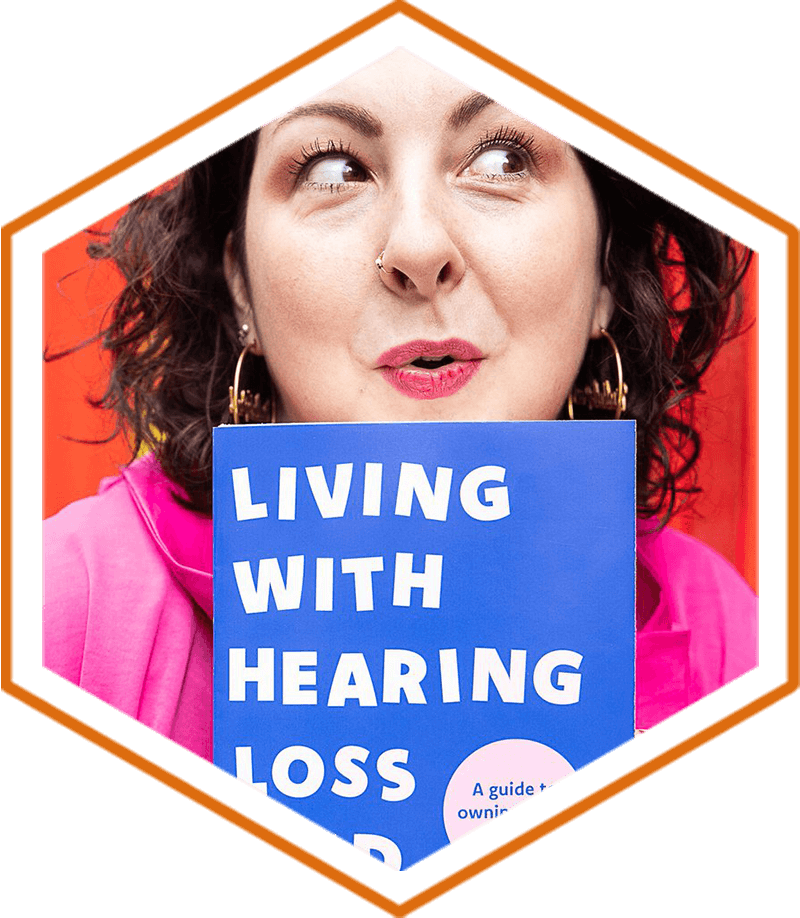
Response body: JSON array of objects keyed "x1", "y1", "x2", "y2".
[
  {"x1": 304, "y1": 155, "x2": 368, "y2": 185},
  {"x1": 463, "y1": 147, "x2": 527, "y2": 178}
]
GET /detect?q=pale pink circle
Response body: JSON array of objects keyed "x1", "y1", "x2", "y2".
[{"x1": 443, "y1": 739, "x2": 575, "y2": 842}]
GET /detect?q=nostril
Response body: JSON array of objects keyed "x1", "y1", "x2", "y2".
[{"x1": 379, "y1": 254, "x2": 458, "y2": 295}]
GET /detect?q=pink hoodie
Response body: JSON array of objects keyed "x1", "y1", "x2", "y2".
[{"x1": 43, "y1": 455, "x2": 757, "y2": 758}]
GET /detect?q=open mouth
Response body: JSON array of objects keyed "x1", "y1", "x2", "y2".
[
  {"x1": 409, "y1": 355, "x2": 456, "y2": 370},
  {"x1": 377, "y1": 339, "x2": 483, "y2": 400}
]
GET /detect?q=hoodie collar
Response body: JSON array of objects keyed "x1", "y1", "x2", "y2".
[{"x1": 116, "y1": 454, "x2": 214, "y2": 615}]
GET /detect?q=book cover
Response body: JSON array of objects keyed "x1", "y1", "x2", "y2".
[{"x1": 213, "y1": 420, "x2": 636, "y2": 868}]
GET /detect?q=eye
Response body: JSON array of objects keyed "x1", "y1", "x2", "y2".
[
  {"x1": 464, "y1": 148, "x2": 528, "y2": 176},
  {"x1": 303, "y1": 155, "x2": 368, "y2": 186},
  {"x1": 462, "y1": 146, "x2": 527, "y2": 179},
  {"x1": 461, "y1": 128, "x2": 538, "y2": 181},
  {"x1": 288, "y1": 140, "x2": 371, "y2": 191}
]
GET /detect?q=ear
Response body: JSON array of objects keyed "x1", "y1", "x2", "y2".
[
  {"x1": 223, "y1": 232, "x2": 262, "y2": 353},
  {"x1": 590, "y1": 284, "x2": 615, "y2": 337}
]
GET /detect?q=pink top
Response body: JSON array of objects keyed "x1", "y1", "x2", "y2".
[{"x1": 43, "y1": 455, "x2": 757, "y2": 758}]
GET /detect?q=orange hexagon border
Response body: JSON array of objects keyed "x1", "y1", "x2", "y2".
[{"x1": 2, "y1": 3, "x2": 797, "y2": 915}]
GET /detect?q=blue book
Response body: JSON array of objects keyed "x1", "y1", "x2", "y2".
[{"x1": 213, "y1": 421, "x2": 636, "y2": 869}]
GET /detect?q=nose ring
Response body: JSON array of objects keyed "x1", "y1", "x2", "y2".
[{"x1": 375, "y1": 250, "x2": 390, "y2": 272}]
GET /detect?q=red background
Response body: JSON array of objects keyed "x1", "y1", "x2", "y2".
[{"x1": 43, "y1": 216, "x2": 758, "y2": 592}]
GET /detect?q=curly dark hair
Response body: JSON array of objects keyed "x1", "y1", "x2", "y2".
[{"x1": 55, "y1": 130, "x2": 751, "y2": 519}]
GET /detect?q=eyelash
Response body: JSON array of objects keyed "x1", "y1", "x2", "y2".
[
  {"x1": 288, "y1": 138, "x2": 355, "y2": 171},
  {"x1": 288, "y1": 125, "x2": 543, "y2": 190},
  {"x1": 465, "y1": 126, "x2": 542, "y2": 177},
  {"x1": 288, "y1": 139, "x2": 363, "y2": 188}
]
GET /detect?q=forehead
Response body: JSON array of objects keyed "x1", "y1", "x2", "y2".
[
  {"x1": 312, "y1": 50, "x2": 476, "y2": 111},
  {"x1": 262, "y1": 50, "x2": 566, "y2": 150}
]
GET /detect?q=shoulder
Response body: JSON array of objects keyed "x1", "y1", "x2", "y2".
[
  {"x1": 43, "y1": 459, "x2": 213, "y2": 757},
  {"x1": 639, "y1": 525, "x2": 756, "y2": 609},
  {"x1": 44, "y1": 454, "x2": 202, "y2": 588},
  {"x1": 44, "y1": 468, "x2": 164, "y2": 594},
  {"x1": 638, "y1": 524, "x2": 757, "y2": 691},
  {"x1": 43, "y1": 463, "x2": 186, "y2": 683}
]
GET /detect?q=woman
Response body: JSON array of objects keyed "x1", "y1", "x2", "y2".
[{"x1": 44, "y1": 52, "x2": 756, "y2": 760}]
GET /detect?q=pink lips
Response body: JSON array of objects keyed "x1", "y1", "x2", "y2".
[{"x1": 377, "y1": 338, "x2": 483, "y2": 400}]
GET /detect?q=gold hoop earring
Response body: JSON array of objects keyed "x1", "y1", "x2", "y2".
[
  {"x1": 228, "y1": 336, "x2": 277, "y2": 424},
  {"x1": 568, "y1": 328, "x2": 628, "y2": 420}
]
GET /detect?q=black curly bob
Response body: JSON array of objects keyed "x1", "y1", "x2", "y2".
[{"x1": 68, "y1": 129, "x2": 751, "y2": 520}]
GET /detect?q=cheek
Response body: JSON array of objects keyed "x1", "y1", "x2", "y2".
[
  {"x1": 475, "y1": 212, "x2": 602, "y2": 335},
  {"x1": 242, "y1": 232, "x2": 378, "y2": 420},
  {"x1": 245, "y1": 223, "x2": 363, "y2": 346}
]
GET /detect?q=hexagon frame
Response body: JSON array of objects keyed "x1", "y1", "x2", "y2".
[{"x1": 2, "y1": 3, "x2": 797, "y2": 914}]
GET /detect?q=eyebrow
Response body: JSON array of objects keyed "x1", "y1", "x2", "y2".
[
  {"x1": 273, "y1": 102, "x2": 383, "y2": 138},
  {"x1": 272, "y1": 91, "x2": 497, "y2": 139},
  {"x1": 447, "y1": 92, "x2": 496, "y2": 130}
]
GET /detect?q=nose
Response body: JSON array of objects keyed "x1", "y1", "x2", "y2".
[{"x1": 376, "y1": 184, "x2": 466, "y2": 300}]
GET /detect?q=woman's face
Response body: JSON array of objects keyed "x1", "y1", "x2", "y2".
[{"x1": 226, "y1": 51, "x2": 613, "y2": 423}]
